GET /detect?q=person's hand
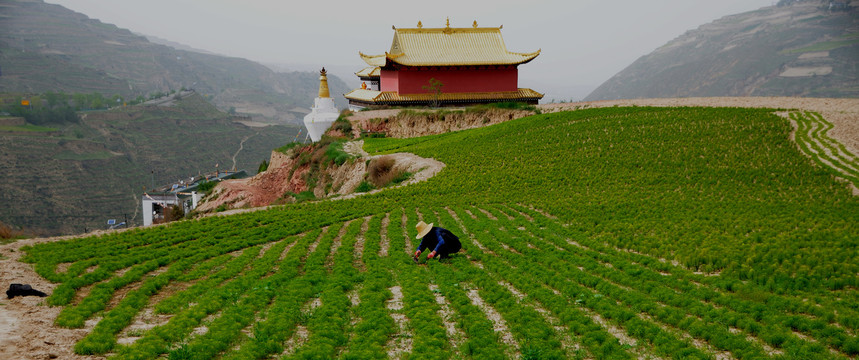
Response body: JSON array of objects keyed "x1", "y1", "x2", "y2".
[
  {"x1": 427, "y1": 251, "x2": 437, "y2": 259},
  {"x1": 413, "y1": 250, "x2": 421, "y2": 261}
]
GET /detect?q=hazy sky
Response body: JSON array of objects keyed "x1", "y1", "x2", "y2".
[{"x1": 47, "y1": 0, "x2": 775, "y2": 100}]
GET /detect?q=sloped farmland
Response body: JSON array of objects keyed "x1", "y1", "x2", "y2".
[{"x1": 14, "y1": 107, "x2": 859, "y2": 359}]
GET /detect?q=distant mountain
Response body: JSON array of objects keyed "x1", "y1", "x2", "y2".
[
  {"x1": 586, "y1": 1, "x2": 859, "y2": 101},
  {"x1": 0, "y1": 0, "x2": 348, "y2": 123},
  {"x1": 0, "y1": 93, "x2": 299, "y2": 236}
]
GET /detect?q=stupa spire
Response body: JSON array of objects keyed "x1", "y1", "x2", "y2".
[{"x1": 318, "y1": 67, "x2": 330, "y2": 98}]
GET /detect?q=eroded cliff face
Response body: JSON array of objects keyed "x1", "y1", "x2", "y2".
[
  {"x1": 196, "y1": 141, "x2": 444, "y2": 213},
  {"x1": 349, "y1": 108, "x2": 536, "y2": 138}
]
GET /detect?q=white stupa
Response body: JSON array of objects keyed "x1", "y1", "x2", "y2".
[{"x1": 303, "y1": 67, "x2": 339, "y2": 142}]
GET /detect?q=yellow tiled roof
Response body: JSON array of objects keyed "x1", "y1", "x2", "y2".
[
  {"x1": 355, "y1": 66, "x2": 381, "y2": 78},
  {"x1": 344, "y1": 88, "x2": 543, "y2": 104},
  {"x1": 359, "y1": 53, "x2": 387, "y2": 67},
  {"x1": 360, "y1": 25, "x2": 540, "y2": 67}
]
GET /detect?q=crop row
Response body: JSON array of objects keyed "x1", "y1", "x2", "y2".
[
  {"x1": 791, "y1": 111, "x2": 859, "y2": 184},
  {"x1": 20, "y1": 106, "x2": 859, "y2": 358}
]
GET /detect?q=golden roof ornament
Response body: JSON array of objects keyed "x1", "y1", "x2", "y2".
[
  {"x1": 473, "y1": 20, "x2": 478, "y2": 28},
  {"x1": 417, "y1": 20, "x2": 422, "y2": 28},
  {"x1": 443, "y1": 17, "x2": 453, "y2": 34},
  {"x1": 318, "y1": 67, "x2": 330, "y2": 98}
]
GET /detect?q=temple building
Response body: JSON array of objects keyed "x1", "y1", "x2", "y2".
[
  {"x1": 345, "y1": 20, "x2": 543, "y2": 109},
  {"x1": 303, "y1": 68, "x2": 340, "y2": 142}
]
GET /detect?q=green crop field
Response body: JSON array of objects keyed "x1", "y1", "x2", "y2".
[{"x1": 21, "y1": 107, "x2": 859, "y2": 359}]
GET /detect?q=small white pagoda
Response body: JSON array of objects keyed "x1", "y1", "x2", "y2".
[{"x1": 303, "y1": 67, "x2": 339, "y2": 142}]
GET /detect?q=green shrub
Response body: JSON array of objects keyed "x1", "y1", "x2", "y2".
[
  {"x1": 275, "y1": 142, "x2": 301, "y2": 155},
  {"x1": 195, "y1": 180, "x2": 217, "y2": 193},
  {"x1": 355, "y1": 181, "x2": 374, "y2": 193}
]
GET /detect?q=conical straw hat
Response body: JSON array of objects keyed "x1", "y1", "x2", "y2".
[{"x1": 416, "y1": 221, "x2": 433, "y2": 239}]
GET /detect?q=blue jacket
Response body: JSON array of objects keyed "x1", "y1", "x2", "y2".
[{"x1": 418, "y1": 227, "x2": 461, "y2": 255}]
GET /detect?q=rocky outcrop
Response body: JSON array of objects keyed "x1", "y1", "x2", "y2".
[{"x1": 196, "y1": 141, "x2": 445, "y2": 212}]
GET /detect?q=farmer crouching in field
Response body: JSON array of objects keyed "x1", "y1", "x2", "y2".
[{"x1": 413, "y1": 221, "x2": 462, "y2": 262}]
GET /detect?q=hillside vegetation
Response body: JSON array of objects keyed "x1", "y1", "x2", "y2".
[
  {"x1": 587, "y1": 1, "x2": 859, "y2": 100},
  {"x1": 16, "y1": 106, "x2": 859, "y2": 359},
  {"x1": 0, "y1": 0, "x2": 348, "y2": 123},
  {"x1": 0, "y1": 93, "x2": 299, "y2": 235}
]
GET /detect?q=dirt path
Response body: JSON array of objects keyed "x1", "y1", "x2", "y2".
[
  {"x1": 0, "y1": 237, "x2": 98, "y2": 360},
  {"x1": 231, "y1": 133, "x2": 256, "y2": 170}
]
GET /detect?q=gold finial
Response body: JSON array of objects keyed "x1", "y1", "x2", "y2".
[
  {"x1": 443, "y1": 17, "x2": 453, "y2": 34},
  {"x1": 473, "y1": 20, "x2": 478, "y2": 28},
  {"x1": 417, "y1": 20, "x2": 422, "y2": 28},
  {"x1": 318, "y1": 67, "x2": 330, "y2": 98},
  {"x1": 392, "y1": 25, "x2": 396, "y2": 30},
  {"x1": 361, "y1": 82, "x2": 367, "y2": 90}
]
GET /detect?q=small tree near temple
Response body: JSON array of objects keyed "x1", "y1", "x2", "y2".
[{"x1": 422, "y1": 78, "x2": 444, "y2": 108}]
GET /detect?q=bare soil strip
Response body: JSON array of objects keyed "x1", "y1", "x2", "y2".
[
  {"x1": 353, "y1": 216, "x2": 371, "y2": 272},
  {"x1": 474, "y1": 207, "x2": 498, "y2": 221},
  {"x1": 107, "y1": 265, "x2": 169, "y2": 309},
  {"x1": 325, "y1": 220, "x2": 353, "y2": 271},
  {"x1": 444, "y1": 207, "x2": 496, "y2": 256},
  {"x1": 385, "y1": 285, "x2": 413, "y2": 359},
  {"x1": 429, "y1": 283, "x2": 464, "y2": 353},
  {"x1": 379, "y1": 213, "x2": 391, "y2": 257},
  {"x1": 401, "y1": 210, "x2": 413, "y2": 255},
  {"x1": 281, "y1": 325, "x2": 310, "y2": 357},
  {"x1": 306, "y1": 226, "x2": 329, "y2": 256},
  {"x1": 348, "y1": 286, "x2": 361, "y2": 311},
  {"x1": 281, "y1": 297, "x2": 322, "y2": 356}
]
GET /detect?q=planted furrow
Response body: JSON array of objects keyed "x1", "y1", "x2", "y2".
[
  {"x1": 388, "y1": 207, "x2": 452, "y2": 359},
  {"x1": 108, "y1": 236, "x2": 300, "y2": 360},
  {"x1": 289, "y1": 218, "x2": 364, "y2": 359},
  {"x1": 423, "y1": 208, "x2": 558, "y2": 359},
  {"x1": 435, "y1": 207, "x2": 587, "y2": 360},
  {"x1": 504, "y1": 204, "x2": 859, "y2": 355},
  {"x1": 325, "y1": 218, "x2": 355, "y2": 273},
  {"x1": 219, "y1": 232, "x2": 322, "y2": 360},
  {"x1": 498, "y1": 280, "x2": 588, "y2": 359},
  {"x1": 401, "y1": 209, "x2": 414, "y2": 254},
  {"x1": 448, "y1": 206, "x2": 641, "y2": 359},
  {"x1": 379, "y1": 212, "x2": 391, "y2": 257},
  {"x1": 428, "y1": 283, "x2": 467, "y2": 356},
  {"x1": 464, "y1": 287, "x2": 520, "y2": 359},
  {"x1": 152, "y1": 246, "x2": 262, "y2": 316},
  {"x1": 343, "y1": 214, "x2": 399, "y2": 358},
  {"x1": 506, "y1": 202, "x2": 859, "y2": 329},
  {"x1": 472, "y1": 207, "x2": 771, "y2": 359},
  {"x1": 353, "y1": 215, "x2": 372, "y2": 272}
]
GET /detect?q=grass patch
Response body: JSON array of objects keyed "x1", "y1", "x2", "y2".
[
  {"x1": 53, "y1": 150, "x2": 115, "y2": 161},
  {"x1": 275, "y1": 142, "x2": 302, "y2": 155},
  {"x1": 781, "y1": 32, "x2": 859, "y2": 54},
  {"x1": 0, "y1": 124, "x2": 58, "y2": 132}
]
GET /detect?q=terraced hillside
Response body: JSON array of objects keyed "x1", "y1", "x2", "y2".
[
  {"x1": 4, "y1": 107, "x2": 859, "y2": 359},
  {"x1": 586, "y1": 1, "x2": 859, "y2": 100}
]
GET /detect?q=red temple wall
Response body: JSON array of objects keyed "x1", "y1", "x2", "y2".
[{"x1": 380, "y1": 67, "x2": 518, "y2": 94}]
